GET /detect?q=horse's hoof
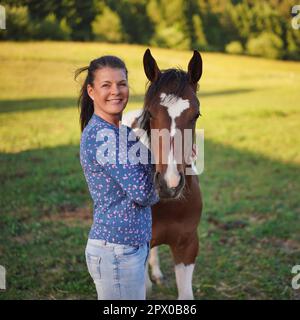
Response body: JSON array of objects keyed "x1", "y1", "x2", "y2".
[{"x1": 152, "y1": 275, "x2": 165, "y2": 286}]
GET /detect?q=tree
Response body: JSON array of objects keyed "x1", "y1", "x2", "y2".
[
  {"x1": 23, "y1": 0, "x2": 97, "y2": 41},
  {"x1": 105, "y1": 0, "x2": 154, "y2": 44},
  {"x1": 92, "y1": 4, "x2": 123, "y2": 42}
]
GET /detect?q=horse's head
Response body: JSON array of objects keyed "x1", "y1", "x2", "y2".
[{"x1": 140, "y1": 49, "x2": 202, "y2": 199}]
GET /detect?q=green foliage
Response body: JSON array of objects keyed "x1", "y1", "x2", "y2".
[
  {"x1": 147, "y1": 0, "x2": 191, "y2": 50},
  {"x1": 192, "y1": 14, "x2": 208, "y2": 49},
  {"x1": 66, "y1": 0, "x2": 97, "y2": 41},
  {"x1": 92, "y1": 5, "x2": 123, "y2": 42},
  {"x1": 0, "y1": 0, "x2": 300, "y2": 60},
  {"x1": 150, "y1": 22, "x2": 191, "y2": 50},
  {"x1": 198, "y1": 1, "x2": 228, "y2": 50},
  {"x1": 105, "y1": 0, "x2": 154, "y2": 44},
  {"x1": 246, "y1": 32, "x2": 284, "y2": 59},
  {"x1": 225, "y1": 41, "x2": 244, "y2": 55},
  {"x1": 0, "y1": 5, "x2": 31, "y2": 40},
  {"x1": 32, "y1": 14, "x2": 71, "y2": 40},
  {"x1": 286, "y1": 29, "x2": 300, "y2": 60}
]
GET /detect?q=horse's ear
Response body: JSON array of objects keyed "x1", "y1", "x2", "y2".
[
  {"x1": 187, "y1": 50, "x2": 203, "y2": 89},
  {"x1": 143, "y1": 48, "x2": 161, "y2": 82}
]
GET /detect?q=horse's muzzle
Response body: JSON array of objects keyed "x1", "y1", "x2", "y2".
[{"x1": 154, "y1": 171, "x2": 185, "y2": 199}]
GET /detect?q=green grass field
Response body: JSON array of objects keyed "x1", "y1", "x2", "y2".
[{"x1": 0, "y1": 41, "x2": 299, "y2": 300}]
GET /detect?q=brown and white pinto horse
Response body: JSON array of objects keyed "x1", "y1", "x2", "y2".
[{"x1": 122, "y1": 49, "x2": 203, "y2": 300}]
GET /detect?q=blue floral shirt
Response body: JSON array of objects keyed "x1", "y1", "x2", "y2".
[{"x1": 80, "y1": 113, "x2": 159, "y2": 245}]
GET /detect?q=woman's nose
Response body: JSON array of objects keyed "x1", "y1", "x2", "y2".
[{"x1": 111, "y1": 84, "x2": 120, "y2": 95}]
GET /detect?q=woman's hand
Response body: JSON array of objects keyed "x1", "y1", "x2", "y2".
[{"x1": 186, "y1": 143, "x2": 197, "y2": 165}]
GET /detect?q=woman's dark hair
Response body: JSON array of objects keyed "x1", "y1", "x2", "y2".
[{"x1": 75, "y1": 56, "x2": 128, "y2": 132}]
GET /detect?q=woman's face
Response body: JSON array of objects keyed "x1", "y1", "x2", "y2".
[{"x1": 87, "y1": 67, "x2": 129, "y2": 123}]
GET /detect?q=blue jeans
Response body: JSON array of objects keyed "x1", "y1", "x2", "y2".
[{"x1": 85, "y1": 239, "x2": 150, "y2": 300}]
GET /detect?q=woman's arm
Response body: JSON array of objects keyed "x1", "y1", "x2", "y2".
[{"x1": 87, "y1": 124, "x2": 159, "y2": 207}]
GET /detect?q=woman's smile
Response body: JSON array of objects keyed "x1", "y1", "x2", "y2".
[{"x1": 107, "y1": 98, "x2": 123, "y2": 103}]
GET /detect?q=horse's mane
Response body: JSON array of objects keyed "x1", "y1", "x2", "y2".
[{"x1": 138, "y1": 68, "x2": 190, "y2": 138}]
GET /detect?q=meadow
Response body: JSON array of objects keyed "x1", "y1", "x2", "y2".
[{"x1": 0, "y1": 41, "x2": 299, "y2": 299}]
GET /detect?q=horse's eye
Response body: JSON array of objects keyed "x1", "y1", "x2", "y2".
[{"x1": 148, "y1": 111, "x2": 153, "y2": 120}]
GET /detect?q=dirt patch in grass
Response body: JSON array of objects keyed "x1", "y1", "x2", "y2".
[
  {"x1": 13, "y1": 233, "x2": 34, "y2": 245},
  {"x1": 260, "y1": 237, "x2": 300, "y2": 254},
  {"x1": 41, "y1": 206, "x2": 92, "y2": 226}
]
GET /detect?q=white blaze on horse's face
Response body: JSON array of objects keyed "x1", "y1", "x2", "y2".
[
  {"x1": 160, "y1": 93, "x2": 190, "y2": 189},
  {"x1": 160, "y1": 93, "x2": 190, "y2": 136}
]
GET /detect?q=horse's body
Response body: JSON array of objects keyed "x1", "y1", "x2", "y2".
[
  {"x1": 122, "y1": 49, "x2": 203, "y2": 299},
  {"x1": 150, "y1": 175, "x2": 202, "y2": 299}
]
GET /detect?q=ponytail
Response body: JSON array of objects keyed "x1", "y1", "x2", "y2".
[{"x1": 75, "y1": 66, "x2": 94, "y2": 132}]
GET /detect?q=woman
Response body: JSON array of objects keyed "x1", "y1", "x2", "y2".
[{"x1": 76, "y1": 56, "x2": 159, "y2": 300}]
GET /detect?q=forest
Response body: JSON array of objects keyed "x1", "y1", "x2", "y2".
[{"x1": 1, "y1": 0, "x2": 300, "y2": 60}]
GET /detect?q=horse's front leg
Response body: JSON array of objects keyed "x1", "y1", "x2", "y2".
[
  {"x1": 149, "y1": 246, "x2": 164, "y2": 284},
  {"x1": 174, "y1": 263, "x2": 195, "y2": 300},
  {"x1": 171, "y1": 234, "x2": 199, "y2": 300}
]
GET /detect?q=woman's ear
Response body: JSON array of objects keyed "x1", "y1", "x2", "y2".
[{"x1": 87, "y1": 84, "x2": 94, "y2": 101}]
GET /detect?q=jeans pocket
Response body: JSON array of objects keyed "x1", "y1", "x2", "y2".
[
  {"x1": 122, "y1": 244, "x2": 140, "y2": 256},
  {"x1": 86, "y1": 253, "x2": 101, "y2": 281}
]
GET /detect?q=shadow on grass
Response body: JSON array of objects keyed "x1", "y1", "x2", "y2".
[
  {"x1": 0, "y1": 88, "x2": 255, "y2": 114},
  {"x1": 0, "y1": 96, "x2": 145, "y2": 114},
  {"x1": 0, "y1": 139, "x2": 299, "y2": 299},
  {"x1": 0, "y1": 97, "x2": 77, "y2": 114}
]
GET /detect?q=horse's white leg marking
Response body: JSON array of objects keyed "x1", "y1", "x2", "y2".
[
  {"x1": 175, "y1": 263, "x2": 195, "y2": 300},
  {"x1": 160, "y1": 93, "x2": 190, "y2": 188},
  {"x1": 149, "y1": 247, "x2": 164, "y2": 283}
]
